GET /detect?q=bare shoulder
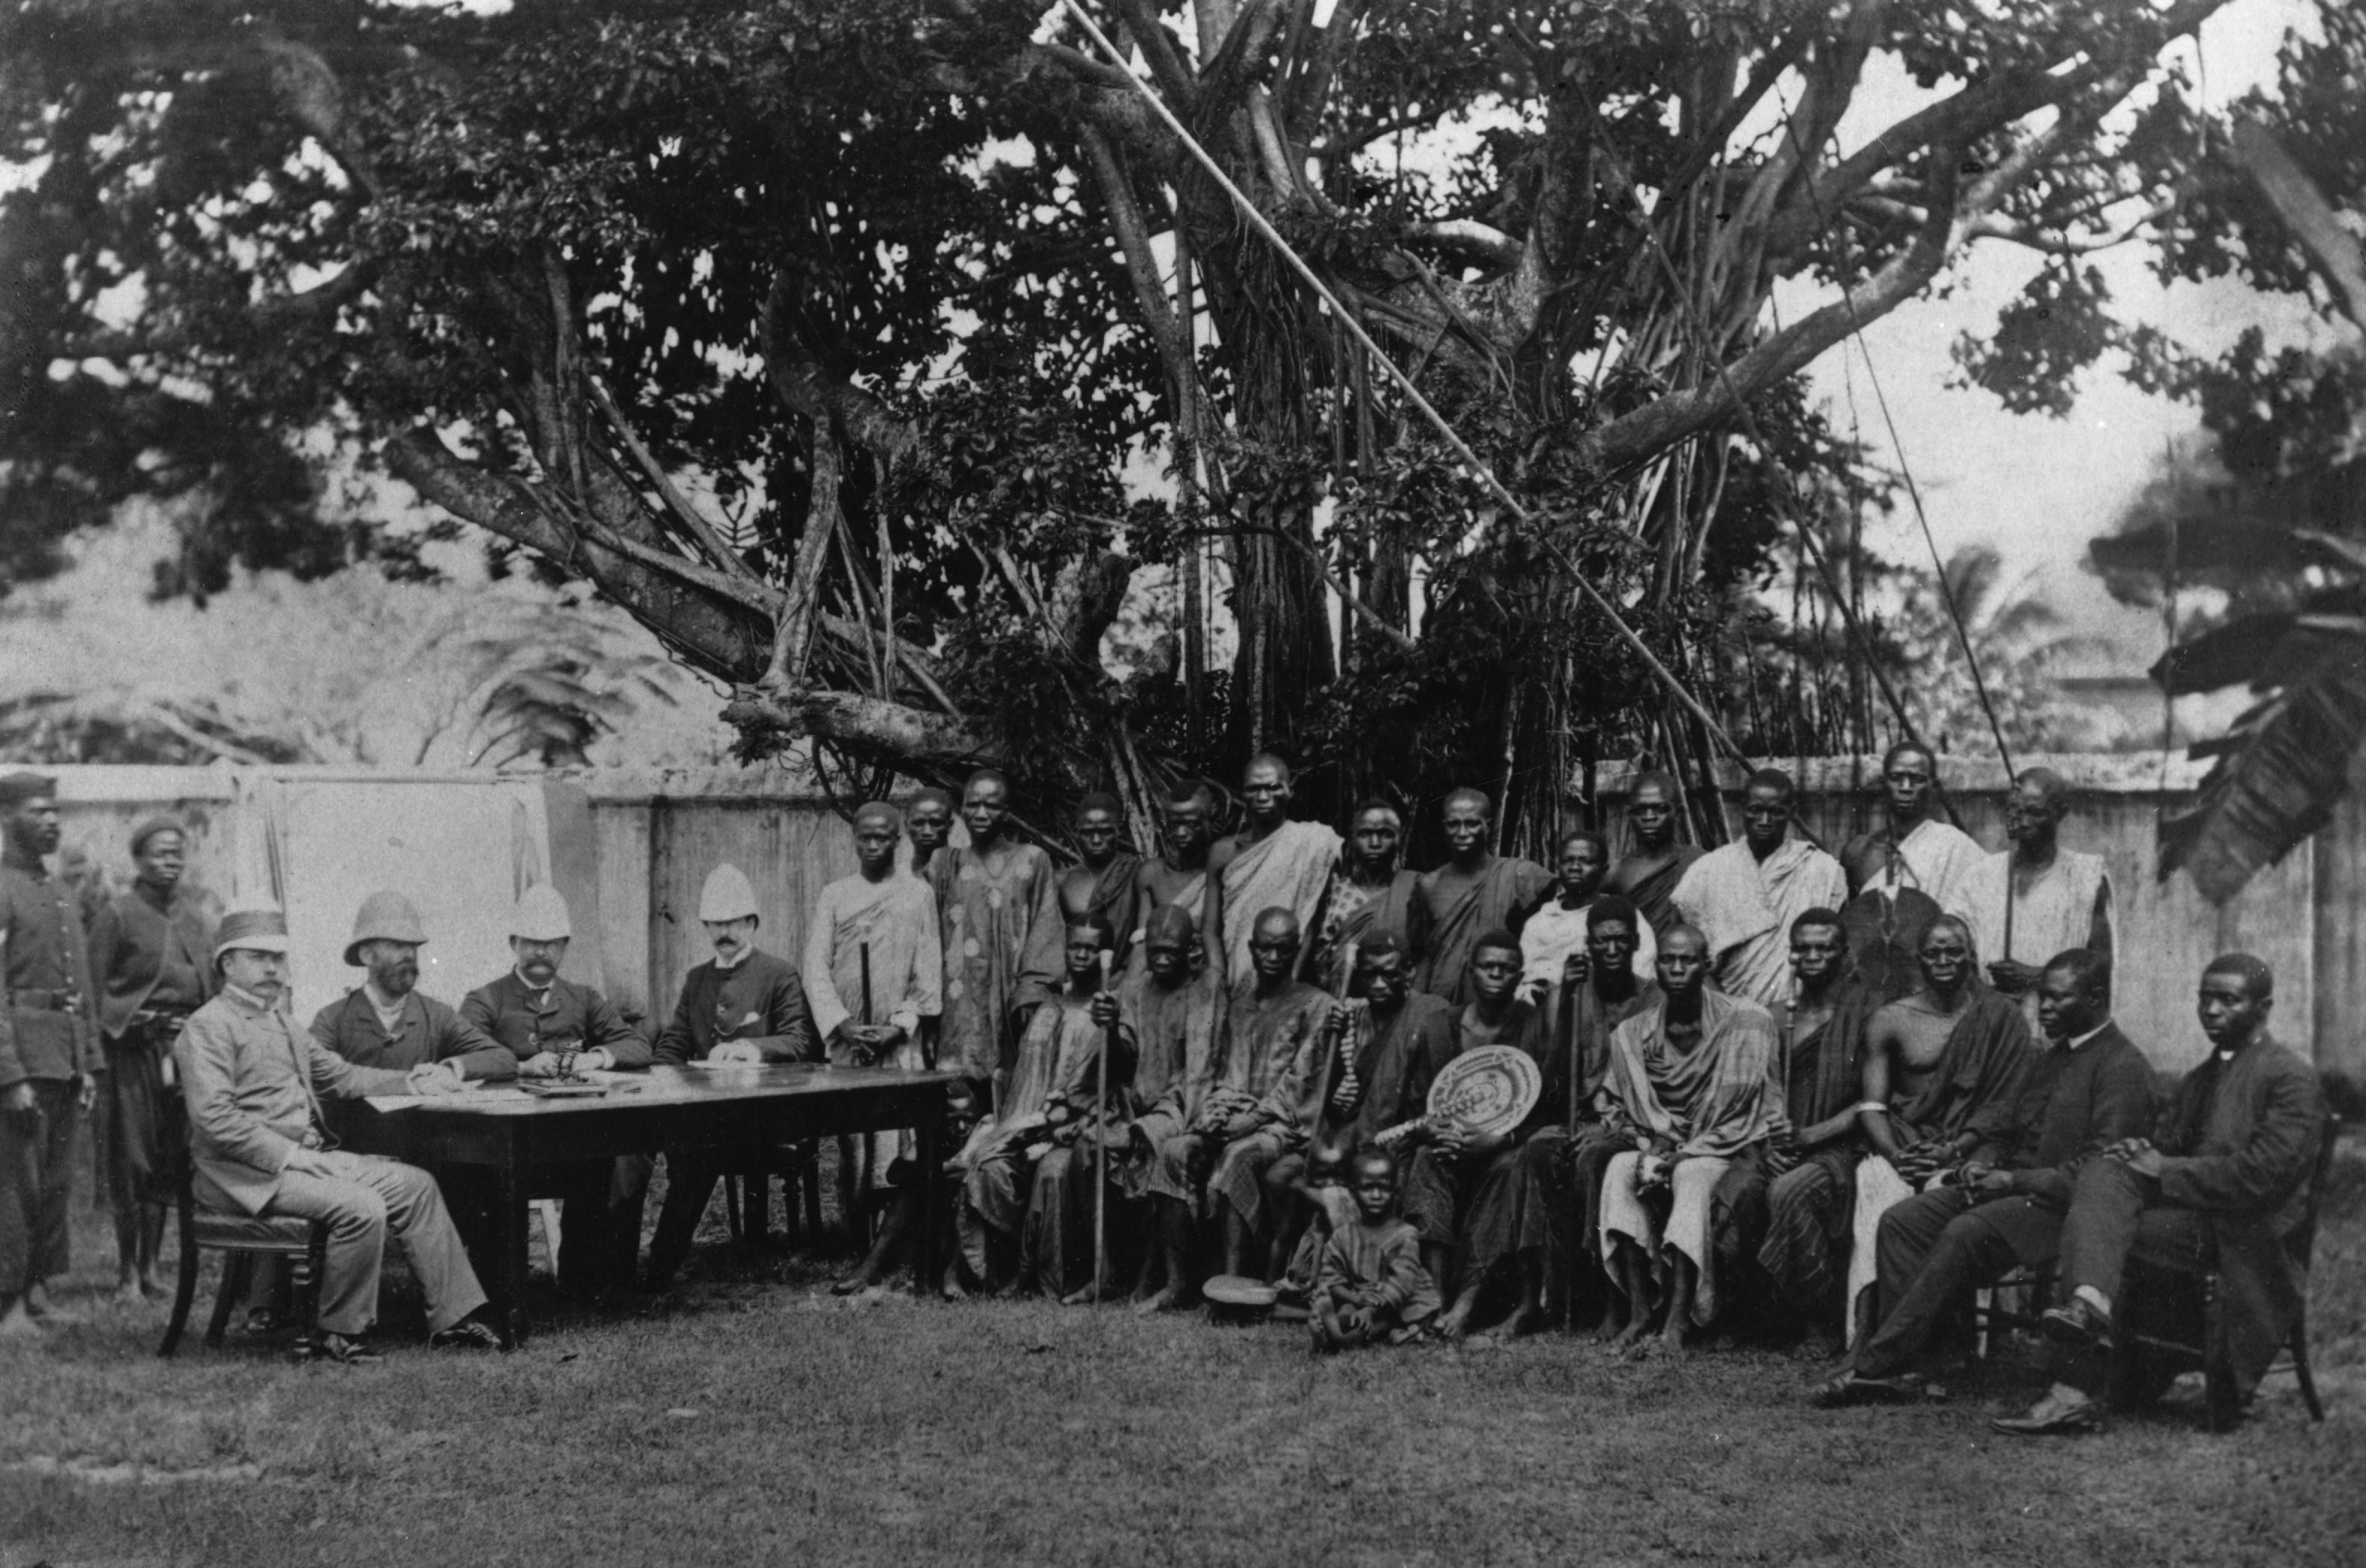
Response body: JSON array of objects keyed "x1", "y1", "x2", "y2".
[
  {"x1": 1866, "y1": 997, "x2": 1918, "y2": 1045},
  {"x1": 1208, "y1": 836, "x2": 1243, "y2": 874}
]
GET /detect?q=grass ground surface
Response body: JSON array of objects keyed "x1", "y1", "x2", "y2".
[{"x1": 5, "y1": 1142, "x2": 2362, "y2": 1568}]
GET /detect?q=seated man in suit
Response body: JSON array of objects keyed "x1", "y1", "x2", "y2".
[
  {"x1": 462, "y1": 885, "x2": 651, "y2": 1295},
  {"x1": 1813, "y1": 948, "x2": 2155, "y2": 1404},
  {"x1": 176, "y1": 907, "x2": 500, "y2": 1362},
  {"x1": 1994, "y1": 953, "x2": 2326, "y2": 1436}
]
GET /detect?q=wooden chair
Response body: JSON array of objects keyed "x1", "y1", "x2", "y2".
[
  {"x1": 157, "y1": 1101, "x2": 329, "y2": 1357},
  {"x1": 2111, "y1": 1113, "x2": 2340, "y2": 1432}
]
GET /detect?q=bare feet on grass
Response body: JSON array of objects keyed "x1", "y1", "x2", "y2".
[{"x1": 1131, "y1": 1281, "x2": 1193, "y2": 1316}]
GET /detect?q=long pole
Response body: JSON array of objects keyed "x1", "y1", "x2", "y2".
[
  {"x1": 1094, "y1": 949, "x2": 1114, "y2": 1305},
  {"x1": 1056, "y1": 0, "x2": 1751, "y2": 769}
]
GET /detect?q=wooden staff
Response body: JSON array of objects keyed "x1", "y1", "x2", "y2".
[
  {"x1": 2001, "y1": 859, "x2": 2016, "y2": 971},
  {"x1": 1332, "y1": 939, "x2": 1361, "y2": 1113},
  {"x1": 1094, "y1": 948, "x2": 1115, "y2": 1305}
]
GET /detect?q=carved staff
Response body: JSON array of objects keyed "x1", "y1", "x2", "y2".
[{"x1": 1094, "y1": 948, "x2": 1115, "y2": 1305}]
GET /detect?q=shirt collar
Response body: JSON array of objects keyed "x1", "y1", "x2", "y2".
[
  {"x1": 361, "y1": 981, "x2": 414, "y2": 1024},
  {"x1": 2061, "y1": 1019, "x2": 2112, "y2": 1052},
  {"x1": 515, "y1": 966, "x2": 555, "y2": 995},
  {"x1": 712, "y1": 944, "x2": 752, "y2": 972}
]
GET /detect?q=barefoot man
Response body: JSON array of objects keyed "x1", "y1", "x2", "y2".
[
  {"x1": 1201, "y1": 907, "x2": 1333, "y2": 1280},
  {"x1": 1213, "y1": 757, "x2": 1338, "y2": 983},
  {"x1": 1597, "y1": 925, "x2": 1786, "y2": 1354},
  {"x1": 1414, "y1": 788, "x2": 1550, "y2": 1007},
  {"x1": 1843, "y1": 915, "x2": 2033, "y2": 1340},
  {"x1": 1401, "y1": 930, "x2": 1560, "y2": 1340},
  {"x1": 1117, "y1": 906, "x2": 1229, "y2": 1310}
]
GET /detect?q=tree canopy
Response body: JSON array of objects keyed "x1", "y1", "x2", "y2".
[{"x1": 1, "y1": 0, "x2": 2248, "y2": 847}]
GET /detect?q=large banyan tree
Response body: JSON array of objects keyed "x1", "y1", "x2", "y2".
[{"x1": 0, "y1": 0, "x2": 2241, "y2": 847}]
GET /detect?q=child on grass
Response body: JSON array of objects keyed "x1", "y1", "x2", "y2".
[{"x1": 1311, "y1": 1148, "x2": 1440, "y2": 1351}]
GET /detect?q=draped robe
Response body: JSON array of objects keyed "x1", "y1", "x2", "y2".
[
  {"x1": 1671, "y1": 837, "x2": 1848, "y2": 1011},
  {"x1": 1218, "y1": 821, "x2": 1340, "y2": 981},
  {"x1": 1310, "y1": 868, "x2": 1425, "y2": 995},
  {"x1": 929, "y1": 842, "x2": 1062, "y2": 1089},
  {"x1": 1414, "y1": 856, "x2": 1552, "y2": 1006},
  {"x1": 1606, "y1": 844, "x2": 1703, "y2": 938},
  {"x1": 1964, "y1": 847, "x2": 2113, "y2": 1029}
]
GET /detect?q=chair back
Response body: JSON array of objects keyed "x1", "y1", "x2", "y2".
[{"x1": 2286, "y1": 1113, "x2": 2342, "y2": 1270}]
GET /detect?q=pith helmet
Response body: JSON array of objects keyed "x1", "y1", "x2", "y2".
[
  {"x1": 344, "y1": 890, "x2": 429, "y2": 965},
  {"x1": 214, "y1": 906, "x2": 291, "y2": 962},
  {"x1": 698, "y1": 864, "x2": 760, "y2": 924},
  {"x1": 511, "y1": 884, "x2": 574, "y2": 942}
]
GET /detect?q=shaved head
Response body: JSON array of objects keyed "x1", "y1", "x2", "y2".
[
  {"x1": 1252, "y1": 906, "x2": 1300, "y2": 945},
  {"x1": 1243, "y1": 753, "x2": 1292, "y2": 785},
  {"x1": 1444, "y1": 786, "x2": 1494, "y2": 818}
]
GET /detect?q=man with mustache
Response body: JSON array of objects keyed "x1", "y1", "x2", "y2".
[
  {"x1": 308, "y1": 892, "x2": 514, "y2": 1083},
  {"x1": 645, "y1": 862, "x2": 818, "y2": 1287},
  {"x1": 0, "y1": 772, "x2": 101, "y2": 1336},
  {"x1": 177, "y1": 906, "x2": 498, "y2": 1361},
  {"x1": 461, "y1": 885, "x2": 651, "y2": 1294}
]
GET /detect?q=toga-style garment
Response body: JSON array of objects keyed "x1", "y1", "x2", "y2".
[
  {"x1": 1758, "y1": 980, "x2": 1884, "y2": 1319},
  {"x1": 950, "y1": 989, "x2": 1131, "y2": 1290},
  {"x1": 1844, "y1": 817, "x2": 1986, "y2": 926},
  {"x1": 929, "y1": 842, "x2": 1061, "y2": 1090},
  {"x1": 1308, "y1": 868, "x2": 1426, "y2": 995},
  {"x1": 1672, "y1": 836, "x2": 1849, "y2": 1012},
  {"x1": 1218, "y1": 821, "x2": 1341, "y2": 982},
  {"x1": 1201, "y1": 977, "x2": 1332, "y2": 1232},
  {"x1": 1120, "y1": 966, "x2": 1228, "y2": 1202},
  {"x1": 804, "y1": 869, "x2": 942, "y2": 1065},
  {"x1": 1845, "y1": 983, "x2": 2034, "y2": 1337},
  {"x1": 1963, "y1": 847, "x2": 2114, "y2": 1028},
  {"x1": 1598, "y1": 991, "x2": 1786, "y2": 1325},
  {"x1": 1068, "y1": 853, "x2": 1144, "y2": 972},
  {"x1": 1401, "y1": 998, "x2": 1563, "y2": 1288},
  {"x1": 1517, "y1": 895, "x2": 1656, "y2": 1000},
  {"x1": 1606, "y1": 844, "x2": 1704, "y2": 938},
  {"x1": 1415, "y1": 855, "x2": 1553, "y2": 1006}
]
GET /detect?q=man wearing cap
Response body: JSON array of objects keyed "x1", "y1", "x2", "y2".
[
  {"x1": 644, "y1": 863, "x2": 818, "y2": 1288},
  {"x1": 87, "y1": 815, "x2": 215, "y2": 1303},
  {"x1": 309, "y1": 892, "x2": 514, "y2": 1083},
  {"x1": 462, "y1": 885, "x2": 651, "y2": 1293},
  {"x1": 0, "y1": 773, "x2": 101, "y2": 1336},
  {"x1": 806, "y1": 803, "x2": 941, "y2": 1234},
  {"x1": 176, "y1": 906, "x2": 500, "y2": 1360}
]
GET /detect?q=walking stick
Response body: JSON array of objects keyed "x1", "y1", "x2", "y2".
[
  {"x1": 1094, "y1": 949, "x2": 1115, "y2": 1304},
  {"x1": 857, "y1": 941, "x2": 875, "y2": 1197},
  {"x1": 1331, "y1": 939, "x2": 1361, "y2": 1115},
  {"x1": 2000, "y1": 860, "x2": 2016, "y2": 972}
]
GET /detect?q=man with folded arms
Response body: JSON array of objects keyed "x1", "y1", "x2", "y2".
[
  {"x1": 462, "y1": 884, "x2": 651, "y2": 1294},
  {"x1": 1995, "y1": 953, "x2": 2326, "y2": 1436},
  {"x1": 1814, "y1": 948, "x2": 2154, "y2": 1404},
  {"x1": 178, "y1": 907, "x2": 499, "y2": 1360}
]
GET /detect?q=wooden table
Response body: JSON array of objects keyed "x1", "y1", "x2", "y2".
[{"x1": 341, "y1": 1063, "x2": 960, "y2": 1345}]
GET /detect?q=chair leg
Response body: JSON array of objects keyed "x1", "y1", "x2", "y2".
[
  {"x1": 158, "y1": 1236, "x2": 201, "y2": 1358},
  {"x1": 801, "y1": 1145, "x2": 824, "y2": 1240},
  {"x1": 205, "y1": 1253, "x2": 249, "y2": 1348},
  {"x1": 723, "y1": 1173, "x2": 742, "y2": 1242},
  {"x1": 2291, "y1": 1312, "x2": 2325, "y2": 1423},
  {"x1": 296, "y1": 1230, "x2": 327, "y2": 1348}
]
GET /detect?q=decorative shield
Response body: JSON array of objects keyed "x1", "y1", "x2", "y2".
[{"x1": 1425, "y1": 1045, "x2": 1541, "y2": 1138}]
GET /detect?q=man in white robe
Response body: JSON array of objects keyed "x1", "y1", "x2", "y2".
[{"x1": 1671, "y1": 770, "x2": 1846, "y2": 1012}]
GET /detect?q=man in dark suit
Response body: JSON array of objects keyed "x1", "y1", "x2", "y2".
[
  {"x1": 1993, "y1": 951, "x2": 2326, "y2": 1435},
  {"x1": 1812, "y1": 948, "x2": 2155, "y2": 1404},
  {"x1": 462, "y1": 885, "x2": 651, "y2": 1294}
]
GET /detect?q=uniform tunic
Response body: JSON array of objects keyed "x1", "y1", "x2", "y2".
[
  {"x1": 88, "y1": 880, "x2": 214, "y2": 1218},
  {"x1": 0, "y1": 854, "x2": 99, "y2": 1298}
]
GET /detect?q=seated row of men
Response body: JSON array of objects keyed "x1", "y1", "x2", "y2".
[{"x1": 0, "y1": 763, "x2": 2327, "y2": 1437}]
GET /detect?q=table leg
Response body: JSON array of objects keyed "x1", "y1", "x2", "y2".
[
  {"x1": 914, "y1": 1119, "x2": 939, "y2": 1298},
  {"x1": 497, "y1": 1146, "x2": 529, "y2": 1348}
]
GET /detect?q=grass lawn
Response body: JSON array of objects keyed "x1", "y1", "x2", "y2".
[{"x1": 5, "y1": 1143, "x2": 2362, "y2": 1568}]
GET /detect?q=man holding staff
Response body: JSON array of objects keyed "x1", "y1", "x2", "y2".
[
  {"x1": 1058, "y1": 792, "x2": 1143, "y2": 974},
  {"x1": 1120, "y1": 906, "x2": 1229, "y2": 1311},
  {"x1": 806, "y1": 802, "x2": 943, "y2": 1228},
  {"x1": 1966, "y1": 768, "x2": 2114, "y2": 1027}
]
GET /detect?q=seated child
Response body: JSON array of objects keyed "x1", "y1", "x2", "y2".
[
  {"x1": 1311, "y1": 1148, "x2": 1441, "y2": 1351},
  {"x1": 1277, "y1": 1141, "x2": 1359, "y2": 1308}
]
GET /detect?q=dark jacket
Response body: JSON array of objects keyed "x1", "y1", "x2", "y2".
[
  {"x1": 461, "y1": 971, "x2": 651, "y2": 1069},
  {"x1": 90, "y1": 880, "x2": 214, "y2": 1041},
  {"x1": 0, "y1": 855, "x2": 100, "y2": 1087},
  {"x1": 308, "y1": 989, "x2": 515, "y2": 1081},
  {"x1": 2152, "y1": 1031, "x2": 2328, "y2": 1398},
  {"x1": 1314, "y1": 989, "x2": 1455, "y2": 1148},
  {"x1": 1977, "y1": 1020, "x2": 2159, "y2": 1207},
  {"x1": 651, "y1": 948, "x2": 817, "y2": 1065}
]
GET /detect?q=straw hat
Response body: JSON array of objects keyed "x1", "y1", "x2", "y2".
[
  {"x1": 344, "y1": 890, "x2": 429, "y2": 965},
  {"x1": 214, "y1": 906, "x2": 292, "y2": 962}
]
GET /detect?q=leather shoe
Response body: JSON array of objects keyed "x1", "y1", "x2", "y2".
[
  {"x1": 1990, "y1": 1387, "x2": 2102, "y2": 1437},
  {"x1": 2040, "y1": 1297, "x2": 2113, "y2": 1350},
  {"x1": 311, "y1": 1331, "x2": 381, "y2": 1366},
  {"x1": 429, "y1": 1318, "x2": 504, "y2": 1351}
]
